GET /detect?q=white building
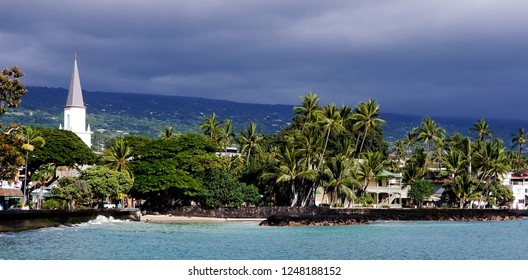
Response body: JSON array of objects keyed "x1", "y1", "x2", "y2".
[
  {"x1": 60, "y1": 55, "x2": 92, "y2": 148},
  {"x1": 502, "y1": 172, "x2": 528, "y2": 210}
]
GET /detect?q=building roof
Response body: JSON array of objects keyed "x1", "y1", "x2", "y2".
[
  {"x1": 65, "y1": 56, "x2": 85, "y2": 108},
  {"x1": 511, "y1": 171, "x2": 528, "y2": 179},
  {"x1": 0, "y1": 188, "x2": 24, "y2": 197}
]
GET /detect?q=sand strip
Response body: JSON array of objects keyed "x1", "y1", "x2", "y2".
[{"x1": 140, "y1": 214, "x2": 265, "y2": 223}]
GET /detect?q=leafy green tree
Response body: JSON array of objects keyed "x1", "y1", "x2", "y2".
[
  {"x1": 80, "y1": 165, "x2": 133, "y2": 204},
  {"x1": 407, "y1": 179, "x2": 434, "y2": 208},
  {"x1": 0, "y1": 124, "x2": 24, "y2": 181},
  {"x1": 445, "y1": 174, "x2": 481, "y2": 209},
  {"x1": 30, "y1": 128, "x2": 97, "y2": 170},
  {"x1": 128, "y1": 134, "x2": 220, "y2": 209},
  {"x1": 0, "y1": 66, "x2": 28, "y2": 114},
  {"x1": 487, "y1": 182, "x2": 514, "y2": 207},
  {"x1": 198, "y1": 168, "x2": 260, "y2": 208},
  {"x1": 52, "y1": 176, "x2": 91, "y2": 209}
]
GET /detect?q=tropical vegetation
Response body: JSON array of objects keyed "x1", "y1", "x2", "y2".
[{"x1": 0, "y1": 68, "x2": 524, "y2": 210}]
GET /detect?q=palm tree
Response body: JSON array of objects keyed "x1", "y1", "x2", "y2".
[
  {"x1": 320, "y1": 155, "x2": 359, "y2": 207},
  {"x1": 352, "y1": 99, "x2": 385, "y2": 156},
  {"x1": 18, "y1": 126, "x2": 45, "y2": 205},
  {"x1": 102, "y1": 139, "x2": 134, "y2": 179},
  {"x1": 447, "y1": 174, "x2": 481, "y2": 208},
  {"x1": 469, "y1": 119, "x2": 494, "y2": 141},
  {"x1": 273, "y1": 147, "x2": 315, "y2": 207},
  {"x1": 293, "y1": 91, "x2": 320, "y2": 132},
  {"x1": 219, "y1": 119, "x2": 235, "y2": 153},
  {"x1": 356, "y1": 151, "x2": 388, "y2": 195},
  {"x1": 30, "y1": 163, "x2": 55, "y2": 209},
  {"x1": 511, "y1": 128, "x2": 527, "y2": 155},
  {"x1": 236, "y1": 122, "x2": 260, "y2": 164},
  {"x1": 473, "y1": 139, "x2": 510, "y2": 202},
  {"x1": 316, "y1": 104, "x2": 343, "y2": 168},
  {"x1": 442, "y1": 149, "x2": 466, "y2": 180},
  {"x1": 294, "y1": 126, "x2": 322, "y2": 171},
  {"x1": 391, "y1": 140, "x2": 406, "y2": 171},
  {"x1": 413, "y1": 116, "x2": 445, "y2": 160},
  {"x1": 199, "y1": 112, "x2": 221, "y2": 140},
  {"x1": 160, "y1": 126, "x2": 175, "y2": 139}
]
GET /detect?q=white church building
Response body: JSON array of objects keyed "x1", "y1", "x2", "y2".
[{"x1": 59, "y1": 56, "x2": 92, "y2": 148}]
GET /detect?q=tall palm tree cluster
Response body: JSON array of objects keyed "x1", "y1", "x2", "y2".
[
  {"x1": 199, "y1": 92, "x2": 388, "y2": 207},
  {"x1": 197, "y1": 93, "x2": 528, "y2": 209},
  {"x1": 396, "y1": 117, "x2": 524, "y2": 208}
]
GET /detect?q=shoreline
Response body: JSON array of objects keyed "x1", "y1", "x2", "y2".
[{"x1": 140, "y1": 214, "x2": 265, "y2": 223}]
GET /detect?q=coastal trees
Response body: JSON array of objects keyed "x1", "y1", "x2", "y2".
[
  {"x1": 199, "y1": 112, "x2": 221, "y2": 142},
  {"x1": 237, "y1": 121, "x2": 261, "y2": 164},
  {"x1": 511, "y1": 128, "x2": 527, "y2": 155},
  {"x1": 102, "y1": 138, "x2": 134, "y2": 178},
  {"x1": 29, "y1": 128, "x2": 97, "y2": 170},
  {"x1": 352, "y1": 99, "x2": 385, "y2": 156},
  {"x1": 0, "y1": 124, "x2": 24, "y2": 181},
  {"x1": 198, "y1": 168, "x2": 260, "y2": 208},
  {"x1": 51, "y1": 176, "x2": 91, "y2": 209},
  {"x1": 128, "y1": 134, "x2": 221, "y2": 210},
  {"x1": 18, "y1": 126, "x2": 45, "y2": 204},
  {"x1": 407, "y1": 179, "x2": 434, "y2": 208},
  {"x1": 0, "y1": 66, "x2": 28, "y2": 115},
  {"x1": 469, "y1": 119, "x2": 494, "y2": 142},
  {"x1": 80, "y1": 165, "x2": 133, "y2": 205},
  {"x1": 293, "y1": 91, "x2": 320, "y2": 132},
  {"x1": 413, "y1": 116, "x2": 445, "y2": 159}
]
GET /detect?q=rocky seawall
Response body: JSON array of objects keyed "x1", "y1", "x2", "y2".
[
  {"x1": 163, "y1": 206, "x2": 528, "y2": 226},
  {"x1": 0, "y1": 209, "x2": 140, "y2": 232},
  {"x1": 259, "y1": 208, "x2": 528, "y2": 226}
]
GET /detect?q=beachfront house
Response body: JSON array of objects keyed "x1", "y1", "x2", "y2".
[
  {"x1": 315, "y1": 171, "x2": 405, "y2": 208},
  {"x1": 501, "y1": 172, "x2": 528, "y2": 210},
  {"x1": 0, "y1": 180, "x2": 24, "y2": 210}
]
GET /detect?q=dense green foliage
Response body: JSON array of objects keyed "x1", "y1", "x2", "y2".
[
  {"x1": 407, "y1": 179, "x2": 435, "y2": 207},
  {"x1": 30, "y1": 128, "x2": 97, "y2": 170},
  {"x1": 0, "y1": 66, "x2": 27, "y2": 115},
  {"x1": 79, "y1": 165, "x2": 133, "y2": 203},
  {"x1": 198, "y1": 168, "x2": 261, "y2": 208},
  {"x1": 127, "y1": 134, "x2": 222, "y2": 210}
]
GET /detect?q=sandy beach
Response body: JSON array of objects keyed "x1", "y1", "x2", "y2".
[{"x1": 140, "y1": 214, "x2": 265, "y2": 223}]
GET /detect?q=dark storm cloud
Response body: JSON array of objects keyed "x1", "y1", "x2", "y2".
[{"x1": 2, "y1": 1, "x2": 528, "y2": 120}]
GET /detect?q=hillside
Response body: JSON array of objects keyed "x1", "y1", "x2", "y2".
[{"x1": 2, "y1": 86, "x2": 528, "y2": 151}]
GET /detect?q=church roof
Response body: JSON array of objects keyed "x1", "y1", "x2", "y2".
[{"x1": 65, "y1": 56, "x2": 85, "y2": 108}]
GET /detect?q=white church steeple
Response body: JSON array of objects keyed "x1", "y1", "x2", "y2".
[{"x1": 62, "y1": 54, "x2": 92, "y2": 148}]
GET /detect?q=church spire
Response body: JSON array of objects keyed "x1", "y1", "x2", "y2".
[{"x1": 65, "y1": 54, "x2": 85, "y2": 108}]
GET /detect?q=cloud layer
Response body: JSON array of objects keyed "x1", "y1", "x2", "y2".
[{"x1": 2, "y1": 1, "x2": 528, "y2": 120}]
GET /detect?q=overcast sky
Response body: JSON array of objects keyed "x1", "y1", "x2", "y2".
[{"x1": 2, "y1": 1, "x2": 528, "y2": 120}]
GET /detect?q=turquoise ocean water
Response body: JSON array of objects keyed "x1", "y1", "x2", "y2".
[{"x1": 1, "y1": 216, "x2": 527, "y2": 260}]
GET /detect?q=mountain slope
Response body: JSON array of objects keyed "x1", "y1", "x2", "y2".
[{"x1": 2, "y1": 86, "x2": 528, "y2": 150}]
